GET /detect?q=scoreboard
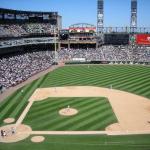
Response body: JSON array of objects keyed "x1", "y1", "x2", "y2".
[{"x1": 104, "y1": 33, "x2": 129, "y2": 45}]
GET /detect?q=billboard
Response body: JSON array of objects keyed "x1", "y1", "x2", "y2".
[{"x1": 136, "y1": 34, "x2": 150, "y2": 45}]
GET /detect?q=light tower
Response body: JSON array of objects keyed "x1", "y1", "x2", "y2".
[
  {"x1": 131, "y1": 0, "x2": 137, "y2": 32},
  {"x1": 97, "y1": 0, "x2": 104, "y2": 47},
  {"x1": 97, "y1": 0, "x2": 104, "y2": 35}
]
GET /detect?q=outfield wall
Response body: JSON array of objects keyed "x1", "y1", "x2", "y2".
[{"x1": 65, "y1": 61, "x2": 150, "y2": 65}]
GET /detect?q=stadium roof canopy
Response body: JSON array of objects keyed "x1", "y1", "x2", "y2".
[{"x1": 0, "y1": 8, "x2": 58, "y2": 15}]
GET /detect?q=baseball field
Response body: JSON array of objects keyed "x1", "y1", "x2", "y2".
[{"x1": 0, "y1": 65, "x2": 150, "y2": 150}]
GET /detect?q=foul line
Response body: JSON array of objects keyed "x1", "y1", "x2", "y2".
[{"x1": 15, "y1": 101, "x2": 34, "y2": 127}]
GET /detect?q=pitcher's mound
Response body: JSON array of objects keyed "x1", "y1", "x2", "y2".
[
  {"x1": 3, "y1": 118, "x2": 15, "y2": 124},
  {"x1": 59, "y1": 108, "x2": 78, "y2": 116},
  {"x1": 31, "y1": 136, "x2": 45, "y2": 143}
]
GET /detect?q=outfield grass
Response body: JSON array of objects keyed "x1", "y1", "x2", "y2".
[
  {"x1": 23, "y1": 97, "x2": 117, "y2": 131},
  {"x1": 40, "y1": 65, "x2": 150, "y2": 99},
  {"x1": 0, "y1": 65, "x2": 150, "y2": 150}
]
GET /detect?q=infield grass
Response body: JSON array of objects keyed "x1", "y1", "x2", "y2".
[{"x1": 23, "y1": 97, "x2": 117, "y2": 131}]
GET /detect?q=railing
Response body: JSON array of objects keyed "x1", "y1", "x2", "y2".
[{"x1": 102, "y1": 27, "x2": 150, "y2": 33}]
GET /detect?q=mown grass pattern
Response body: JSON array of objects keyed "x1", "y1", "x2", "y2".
[
  {"x1": 0, "y1": 75, "x2": 46, "y2": 126},
  {"x1": 23, "y1": 97, "x2": 117, "y2": 131},
  {"x1": 0, "y1": 65, "x2": 150, "y2": 150},
  {"x1": 40, "y1": 65, "x2": 150, "y2": 99},
  {"x1": 1, "y1": 134, "x2": 150, "y2": 150}
]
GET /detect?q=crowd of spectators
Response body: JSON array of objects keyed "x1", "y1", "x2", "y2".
[
  {"x1": 24, "y1": 23, "x2": 54, "y2": 34},
  {"x1": 58, "y1": 45, "x2": 150, "y2": 62},
  {"x1": 0, "y1": 24, "x2": 26, "y2": 37},
  {"x1": 0, "y1": 50, "x2": 54, "y2": 89},
  {"x1": 0, "y1": 23, "x2": 56, "y2": 38},
  {"x1": 0, "y1": 45, "x2": 150, "y2": 91}
]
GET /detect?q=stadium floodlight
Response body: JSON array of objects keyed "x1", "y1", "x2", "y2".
[
  {"x1": 131, "y1": 0, "x2": 137, "y2": 32},
  {"x1": 97, "y1": 0, "x2": 104, "y2": 35},
  {"x1": 97, "y1": 0, "x2": 104, "y2": 48}
]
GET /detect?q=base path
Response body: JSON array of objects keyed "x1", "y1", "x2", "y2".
[
  {"x1": 15, "y1": 101, "x2": 33, "y2": 127},
  {"x1": 30, "y1": 131, "x2": 106, "y2": 135},
  {"x1": 29, "y1": 86, "x2": 150, "y2": 133}
]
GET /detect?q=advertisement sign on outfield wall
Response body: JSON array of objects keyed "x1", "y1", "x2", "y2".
[
  {"x1": 136, "y1": 34, "x2": 150, "y2": 45},
  {"x1": 72, "y1": 58, "x2": 86, "y2": 62}
]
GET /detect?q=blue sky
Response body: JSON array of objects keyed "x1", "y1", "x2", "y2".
[{"x1": 0, "y1": 0, "x2": 150, "y2": 28}]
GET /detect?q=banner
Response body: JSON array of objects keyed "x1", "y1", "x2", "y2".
[{"x1": 136, "y1": 34, "x2": 150, "y2": 45}]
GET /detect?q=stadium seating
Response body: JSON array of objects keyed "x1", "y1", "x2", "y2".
[
  {"x1": 0, "y1": 23, "x2": 56, "y2": 37},
  {"x1": 24, "y1": 23, "x2": 55, "y2": 34},
  {"x1": 0, "y1": 51, "x2": 54, "y2": 89},
  {"x1": 0, "y1": 45, "x2": 149, "y2": 90},
  {"x1": 58, "y1": 46, "x2": 150, "y2": 62},
  {"x1": 0, "y1": 24, "x2": 27, "y2": 37}
]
